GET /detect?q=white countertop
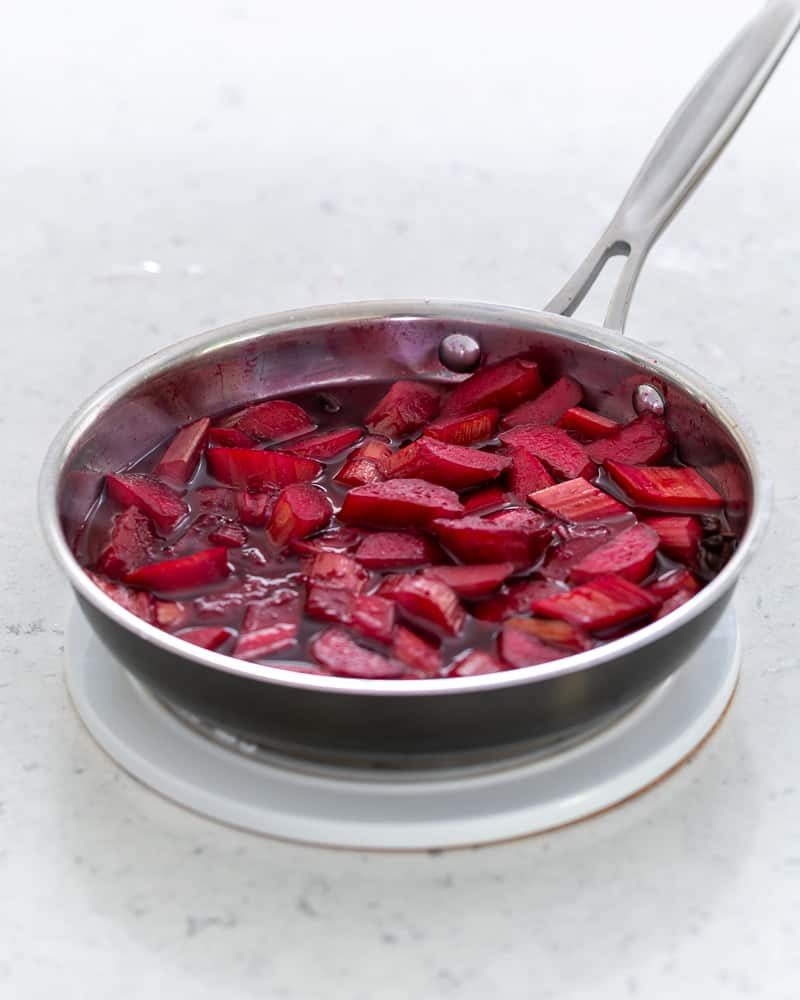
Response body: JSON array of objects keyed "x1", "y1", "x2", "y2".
[{"x1": 3, "y1": 1, "x2": 800, "y2": 996}]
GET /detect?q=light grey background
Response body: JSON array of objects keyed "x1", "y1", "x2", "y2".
[{"x1": 2, "y1": 1, "x2": 799, "y2": 997}]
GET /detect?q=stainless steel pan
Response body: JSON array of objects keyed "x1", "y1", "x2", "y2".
[{"x1": 39, "y1": 3, "x2": 799, "y2": 766}]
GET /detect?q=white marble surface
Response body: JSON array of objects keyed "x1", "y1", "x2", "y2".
[{"x1": 3, "y1": 1, "x2": 800, "y2": 997}]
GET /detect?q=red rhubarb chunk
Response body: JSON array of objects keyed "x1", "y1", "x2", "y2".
[
  {"x1": 305, "y1": 584, "x2": 354, "y2": 625},
  {"x1": 106, "y1": 473, "x2": 189, "y2": 534},
  {"x1": 447, "y1": 650, "x2": 505, "y2": 677},
  {"x1": 233, "y1": 623, "x2": 298, "y2": 660},
  {"x1": 125, "y1": 547, "x2": 230, "y2": 593},
  {"x1": 289, "y1": 527, "x2": 363, "y2": 555},
  {"x1": 424, "y1": 408, "x2": 499, "y2": 446},
  {"x1": 378, "y1": 575, "x2": 465, "y2": 636},
  {"x1": 424, "y1": 562, "x2": 516, "y2": 598},
  {"x1": 642, "y1": 515, "x2": 703, "y2": 564},
  {"x1": 354, "y1": 531, "x2": 440, "y2": 570},
  {"x1": 177, "y1": 626, "x2": 232, "y2": 651},
  {"x1": 287, "y1": 426, "x2": 363, "y2": 460},
  {"x1": 432, "y1": 512, "x2": 551, "y2": 566},
  {"x1": 539, "y1": 523, "x2": 620, "y2": 582},
  {"x1": 267, "y1": 483, "x2": 333, "y2": 545},
  {"x1": 498, "y1": 425, "x2": 595, "y2": 481},
  {"x1": 334, "y1": 437, "x2": 392, "y2": 487},
  {"x1": 441, "y1": 356, "x2": 542, "y2": 417},
  {"x1": 385, "y1": 437, "x2": 510, "y2": 490},
  {"x1": 86, "y1": 572, "x2": 155, "y2": 623},
  {"x1": 462, "y1": 484, "x2": 507, "y2": 514},
  {"x1": 206, "y1": 447, "x2": 322, "y2": 489},
  {"x1": 605, "y1": 461, "x2": 724, "y2": 510},
  {"x1": 649, "y1": 567, "x2": 701, "y2": 600},
  {"x1": 154, "y1": 599, "x2": 190, "y2": 630},
  {"x1": 306, "y1": 551, "x2": 370, "y2": 593},
  {"x1": 471, "y1": 579, "x2": 565, "y2": 622},
  {"x1": 558, "y1": 407, "x2": 620, "y2": 440},
  {"x1": 656, "y1": 588, "x2": 699, "y2": 619},
  {"x1": 311, "y1": 628, "x2": 404, "y2": 678},
  {"x1": 339, "y1": 479, "x2": 464, "y2": 529},
  {"x1": 351, "y1": 594, "x2": 395, "y2": 644},
  {"x1": 498, "y1": 625, "x2": 569, "y2": 668},
  {"x1": 97, "y1": 506, "x2": 157, "y2": 579},
  {"x1": 588, "y1": 414, "x2": 671, "y2": 465},
  {"x1": 532, "y1": 574, "x2": 661, "y2": 632},
  {"x1": 504, "y1": 616, "x2": 593, "y2": 652},
  {"x1": 528, "y1": 477, "x2": 630, "y2": 523},
  {"x1": 194, "y1": 487, "x2": 239, "y2": 516},
  {"x1": 241, "y1": 587, "x2": 302, "y2": 631},
  {"x1": 569, "y1": 523, "x2": 660, "y2": 584},
  {"x1": 501, "y1": 376, "x2": 582, "y2": 429},
  {"x1": 208, "y1": 521, "x2": 248, "y2": 548},
  {"x1": 154, "y1": 417, "x2": 210, "y2": 487},
  {"x1": 223, "y1": 399, "x2": 315, "y2": 442},
  {"x1": 506, "y1": 448, "x2": 554, "y2": 500},
  {"x1": 208, "y1": 426, "x2": 256, "y2": 448},
  {"x1": 392, "y1": 625, "x2": 442, "y2": 677},
  {"x1": 236, "y1": 489, "x2": 277, "y2": 526},
  {"x1": 365, "y1": 381, "x2": 441, "y2": 437}
]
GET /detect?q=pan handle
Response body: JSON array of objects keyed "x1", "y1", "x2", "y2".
[{"x1": 545, "y1": 1, "x2": 800, "y2": 333}]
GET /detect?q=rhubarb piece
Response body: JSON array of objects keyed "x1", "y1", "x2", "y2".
[
  {"x1": 306, "y1": 551, "x2": 369, "y2": 593},
  {"x1": 365, "y1": 381, "x2": 441, "y2": 437},
  {"x1": 504, "y1": 616, "x2": 592, "y2": 652},
  {"x1": 287, "y1": 426, "x2": 363, "y2": 460},
  {"x1": 506, "y1": 448, "x2": 554, "y2": 500},
  {"x1": 569, "y1": 523, "x2": 660, "y2": 584},
  {"x1": 193, "y1": 574, "x2": 291, "y2": 621},
  {"x1": 106, "y1": 473, "x2": 189, "y2": 534},
  {"x1": 154, "y1": 599, "x2": 190, "y2": 630},
  {"x1": 223, "y1": 399, "x2": 315, "y2": 442},
  {"x1": 310, "y1": 628, "x2": 404, "y2": 678},
  {"x1": 656, "y1": 588, "x2": 698, "y2": 619},
  {"x1": 424, "y1": 408, "x2": 499, "y2": 446},
  {"x1": 432, "y1": 512, "x2": 551, "y2": 566},
  {"x1": 354, "y1": 531, "x2": 440, "y2": 569},
  {"x1": 605, "y1": 461, "x2": 724, "y2": 510},
  {"x1": 498, "y1": 625, "x2": 569, "y2": 668},
  {"x1": 448, "y1": 650, "x2": 505, "y2": 677},
  {"x1": 208, "y1": 521, "x2": 248, "y2": 548},
  {"x1": 649, "y1": 568, "x2": 701, "y2": 600},
  {"x1": 177, "y1": 626, "x2": 232, "y2": 651},
  {"x1": 233, "y1": 622, "x2": 298, "y2": 660},
  {"x1": 97, "y1": 506, "x2": 157, "y2": 579},
  {"x1": 236, "y1": 490, "x2": 277, "y2": 526},
  {"x1": 528, "y1": 477, "x2": 629, "y2": 523},
  {"x1": 339, "y1": 479, "x2": 464, "y2": 529},
  {"x1": 351, "y1": 594, "x2": 395, "y2": 644},
  {"x1": 642, "y1": 515, "x2": 703, "y2": 564},
  {"x1": 378, "y1": 575, "x2": 465, "y2": 636},
  {"x1": 532, "y1": 573, "x2": 661, "y2": 631},
  {"x1": 392, "y1": 625, "x2": 442, "y2": 677},
  {"x1": 385, "y1": 437, "x2": 510, "y2": 490},
  {"x1": 289, "y1": 527, "x2": 363, "y2": 555},
  {"x1": 424, "y1": 562, "x2": 515, "y2": 598},
  {"x1": 194, "y1": 486, "x2": 239, "y2": 516},
  {"x1": 501, "y1": 376, "x2": 582, "y2": 428},
  {"x1": 241, "y1": 587, "x2": 302, "y2": 631},
  {"x1": 305, "y1": 584, "x2": 354, "y2": 624},
  {"x1": 587, "y1": 414, "x2": 671, "y2": 465},
  {"x1": 539, "y1": 523, "x2": 618, "y2": 582},
  {"x1": 498, "y1": 426, "x2": 595, "y2": 481},
  {"x1": 154, "y1": 417, "x2": 210, "y2": 487},
  {"x1": 558, "y1": 406, "x2": 620, "y2": 440},
  {"x1": 267, "y1": 483, "x2": 333, "y2": 545},
  {"x1": 441, "y1": 356, "x2": 542, "y2": 417},
  {"x1": 334, "y1": 437, "x2": 392, "y2": 487},
  {"x1": 206, "y1": 447, "x2": 322, "y2": 489},
  {"x1": 86, "y1": 572, "x2": 155, "y2": 623},
  {"x1": 471, "y1": 579, "x2": 564, "y2": 622},
  {"x1": 124, "y1": 547, "x2": 230, "y2": 593},
  {"x1": 462, "y1": 484, "x2": 507, "y2": 514},
  {"x1": 208, "y1": 426, "x2": 256, "y2": 448}
]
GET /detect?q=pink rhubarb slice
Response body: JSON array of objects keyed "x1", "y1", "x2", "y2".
[
  {"x1": 208, "y1": 426, "x2": 256, "y2": 448},
  {"x1": 289, "y1": 527, "x2": 363, "y2": 556},
  {"x1": 365, "y1": 381, "x2": 441, "y2": 437},
  {"x1": 440, "y1": 356, "x2": 542, "y2": 417},
  {"x1": 334, "y1": 437, "x2": 392, "y2": 487},
  {"x1": 378, "y1": 574, "x2": 465, "y2": 636},
  {"x1": 221, "y1": 399, "x2": 315, "y2": 442},
  {"x1": 649, "y1": 567, "x2": 701, "y2": 600},
  {"x1": 506, "y1": 448, "x2": 554, "y2": 500},
  {"x1": 568, "y1": 522, "x2": 660, "y2": 584},
  {"x1": 97, "y1": 506, "x2": 157, "y2": 579},
  {"x1": 532, "y1": 573, "x2": 661, "y2": 632},
  {"x1": 267, "y1": 483, "x2": 333, "y2": 545},
  {"x1": 385, "y1": 437, "x2": 510, "y2": 490},
  {"x1": 124, "y1": 547, "x2": 230, "y2": 593},
  {"x1": 605, "y1": 461, "x2": 724, "y2": 510},
  {"x1": 392, "y1": 625, "x2": 442, "y2": 677},
  {"x1": 339, "y1": 479, "x2": 464, "y2": 529},
  {"x1": 305, "y1": 551, "x2": 370, "y2": 593},
  {"x1": 642, "y1": 515, "x2": 703, "y2": 564},
  {"x1": 587, "y1": 414, "x2": 671, "y2": 465},
  {"x1": 432, "y1": 511, "x2": 551, "y2": 565},
  {"x1": 86, "y1": 572, "x2": 155, "y2": 623},
  {"x1": 462, "y1": 484, "x2": 507, "y2": 514},
  {"x1": 424, "y1": 408, "x2": 499, "y2": 446},
  {"x1": 233, "y1": 622, "x2": 298, "y2": 660},
  {"x1": 287, "y1": 426, "x2": 363, "y2": 460},
  {"x1": 236, "y1": 490, "x2": 277, "y2": 526},
  {"x1": 471, "y1": 579, "x2": 564, "y2": 622},
  {"x1": 206, "y1": 447, "x2": 322, "y2": 489},
  {"x1": 498, "y1": 625, "x2": 569, "y2": 668},
  {"x1": 424, "y1": 562, "x2": 516, "y2": 599},
  {"x1": 310, "y1": 628, "x2": 404, "y2": 679},
  {"x1": 528, "y1": 477, "x2": 629, "y2": 523},
  {"x1": 498, "y1": 425, "x2": 595, "y2": 481},
  {"x1": 501, "y1": 376, "x2": 582, "y2": 429},
  {"x1": 447, "y1": 650, "x2": 506, "y2": 677},
  {"x1": 558, "y1": 406, "x2": 620, "y2": 440},
  {"x1": 354, "y1": 531, "x2": 440, "y2": 569},
  {"x1": 106, "y1": 473, "x2": 189, "y2": 534},
  {"x1": 504, "y1": 616, "x2": 592, "y2": 653},
  {"x1": 154, "y1": 417, "x2": 210, "y2": 487},
  {"x1": 177, "y1": 626, "x2": 232, "y2": 651}
]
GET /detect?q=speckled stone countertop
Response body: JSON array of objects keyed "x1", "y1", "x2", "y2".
[{"x1": 3, "y1": 1, "x2": 799, "y2": 997}]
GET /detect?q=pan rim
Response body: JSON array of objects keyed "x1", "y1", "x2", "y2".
[{"x1": 38, "y1": 297, "x2": 766, "y2": 697}]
